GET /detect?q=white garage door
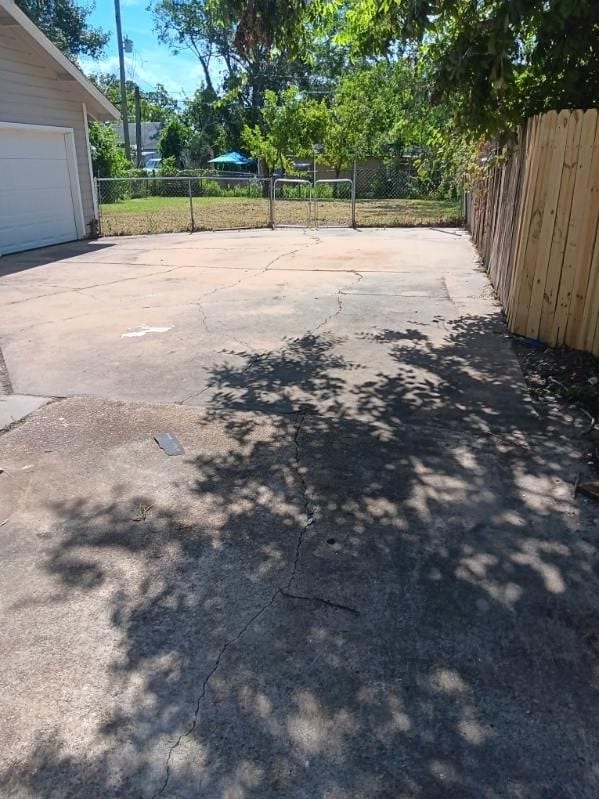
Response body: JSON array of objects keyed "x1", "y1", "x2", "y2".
[{"x1": 0, "y1": 125, "x2": 82, "y2": 255}]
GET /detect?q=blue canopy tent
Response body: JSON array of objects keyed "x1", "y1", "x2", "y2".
[{"x1": 208, "y1": 151, "x2": 255, "y2": 167}]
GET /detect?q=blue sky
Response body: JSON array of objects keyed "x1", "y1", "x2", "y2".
[{"x1": 80, "y1": 1, "x2": 208, "y2": 100}]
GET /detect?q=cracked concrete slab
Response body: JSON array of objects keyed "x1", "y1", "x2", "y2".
[
  {"x1": 1, "y1": 229, "x2": 599, "y2": 798},
  {"x1": 0, "y1": 229, "x2": 480, "y2": 410}
]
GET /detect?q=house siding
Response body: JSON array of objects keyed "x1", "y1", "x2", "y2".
[{"x1": 0, "y1": 26, "x2": 97, "y2": 235}]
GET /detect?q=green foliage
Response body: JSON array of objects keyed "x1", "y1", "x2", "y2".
[
  {"x1": 194, "y1": 180, "x2": 260, "y2": 197},
  {"x1": 159, "y1": 118, "x2": 191, "y2": 167},
  {"x1": 186, "y1": 132, "x2": 215, "y2": 167},
  {"x1": 320, "y1": 61, "x2": 412, "y2": 169},
  {"x1": 240, "y1": 58, "x2": 473, "y2": 196},
  {"x1": 242, "y1": 87, "x2": 328, "y2": 173},
  {"x1": 16, "y1": 0, "x2": 109, "y2": 60},
  {"x1": 184, "y1": 87, "x2": 235, "y2": 154},
  {"x1": 151, "y1": 0, "x2": 348, "y2": 155},
  {"x1": 215, "y1": 0, "x2": 308, "y2": 56},
  {"x1": 340, "y1": 0, "x2": 599, "y2": 138},
  {"x1": 201, "y1": 179, "x2": 224, "y2": 196},
  {"x1": 159, "y1": 156, "x2": 180, "y2": 176},
  {"x1": 231, "y1": 181, "x2": 262, "y2": 197},
  {"x1": 221, "y1": 0, "x2": 598, "y2": 141},
  {"x1": 88, "y1": 121, "x2": 130, "y2": 177},
  {"x1": 89, "y1": 74, "x2": 179, "y2": 122}
]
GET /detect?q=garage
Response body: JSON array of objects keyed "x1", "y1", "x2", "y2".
[
  {"x1": 0, "y1": 0, "x2": 119, "y2": 256},
  {"x1": 0, "y1": 124, "x2": 85, "y2": 255}
]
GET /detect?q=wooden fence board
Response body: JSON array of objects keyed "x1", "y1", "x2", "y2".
[
  {"x1": 512, "y1": 113, "x2": 556, "y2": 334},
  {"x1": 507, "y1": 116, "x2": 542, "y2": 326},
  {"x1": 502, "y1": 126, "x2": 528, "y2": 305},
  {"x1": 526, "y1": 111, "x2": 570, "y2": 339},
  {"x1": 570, "y1": 116, "x2": 599, "y2": 349},
  {"x1": 527, "y1": 110, "x2": 570, "y2": 339},
  {"x1": 467, "y1": 108, "x2": 599, "y2": 355},
  {"x1": 489, "y1": 138, "x2": 523, "y2": 304},
  {"x1": 561, "y1": 109, "x2": 598, "y2": 347},
  {"x1": 506, "y1": 117, "x2": 538, "y2": 324},
  {"x1": 586, "y1": 231, "x2": 599, "y2": 354},
  {"x1": 551, "y1": 110, "x2": 597, "y2": 345},
  {"x1": 542, "y1": 110, "x2": 584, "y2": 344}
]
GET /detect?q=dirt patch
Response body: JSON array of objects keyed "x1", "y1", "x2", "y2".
[
  {"x1": 100, "y1": 200, "x2": 271, "y2": 236},
  {"x1": 99, "y1": 197, "x2": 462, "y2": 236},
  {"x1": 513, "y1": 337, "x2": 599, "y2": 471}
]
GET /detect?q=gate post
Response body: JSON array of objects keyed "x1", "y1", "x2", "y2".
[
  {"x1": 188, "y1": 178, "x2": 195, "y2": 232},
  {"x1": 351, "y1": 160, "x2": 357, "y2": 228},
  {"x1": 95, "y1": 178, "x2": 103, "y2": 237},
  {"x1": 269, "y1": 177, "x2": 274, "y2": 228}
]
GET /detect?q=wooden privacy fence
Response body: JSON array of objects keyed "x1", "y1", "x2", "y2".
[{"x1": 467, "y1": 109, "x2": 599, "y2": 355}]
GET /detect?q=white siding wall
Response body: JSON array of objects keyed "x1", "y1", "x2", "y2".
[{"x1": 0, "y1": 25, "x2": 95, "y2": 234}]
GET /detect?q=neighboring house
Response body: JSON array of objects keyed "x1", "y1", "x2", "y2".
[
  {"x1": 112, "y1": 121, "x2": 164, "y2": 163},
  {"x1": 0, "y1": 0, "x2": 119, "y2": 255}
]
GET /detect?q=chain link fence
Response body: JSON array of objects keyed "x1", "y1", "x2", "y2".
[
  {"x1": 97, "y1": 175, "x2": 271, "y2": 236},
  {"x1": 96, "y1": 161, "x2": 462, "y2": 236}
]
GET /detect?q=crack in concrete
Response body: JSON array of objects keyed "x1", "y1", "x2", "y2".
[
  {"x1": 153, "y1": 405, "x2": 356, "y2": 796},
  {"x1": 311, "y1": 291, "x2": 343, "y2": 336},
  {"x1": 280, "y1": 589, "x2": 359, "y2": 615},
  {"x1": 307, "y1": 270, "x2": 363, "y2": 337},
  {"x1": 3, "y1": 264, "x2": 192, "y2": 307},
  {"x1": 196, "y1": 300, "x2": 209, "y2": 333},
  {"x1": 189, "y1": 240, "x2": 320, "y2": 336},
  {"x1": 196, "y1": 267, "x2": 363, "y2": 404},
  {"x1": 440, "y1": 276, "x2": 458, "y2": 309},
  {"x1": 153, "y1": 589, "x2": 281, "y2": 798},
  {"x1": 286, "y1": 412, "x2": 313, "y2": 590}
]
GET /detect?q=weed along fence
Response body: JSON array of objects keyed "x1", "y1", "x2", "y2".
[
  {"x1": 467, "y1": 109, "x2": 599, "y2": 355},
  {"x1": 95, "y1": 163, "x2": 463, "y2": 236}
]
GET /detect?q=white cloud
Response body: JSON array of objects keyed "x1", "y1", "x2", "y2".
[{"x1": 81, "y1": 51, "x2": 208, "y2": 98}]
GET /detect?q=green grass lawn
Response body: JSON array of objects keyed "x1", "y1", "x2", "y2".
[
  {"x1": 99, "y1": 195, "x2": 463, "y2": 236},
  {"x1": 103, "y1": 196, "x2": 235, "y2": 215}
]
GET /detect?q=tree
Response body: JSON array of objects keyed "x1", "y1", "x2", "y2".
[
  {"x1": 16, "y1": 0, "x2": 109, "y2": 61},
  {"x1": 223, "y1": 0, "x2": 598, "y2": 140},
  {"x1": 151, "y1": 0, "x2": 346, "y2": 128},
  {"x1": 341, "y1": 0, "x2": 599, "y2": 137},
  {"x1": 308, "y1": 58, "x2": 472, "y2": 196},
  {"x1": 217, "y1": 0, "x2": 308, "y2": 57},
  {"x1": 242, "y1": 87, "x2": 328, "y2": 175},
  {"x1": 88, "y1": 122, "x2": 129, "y2": 177},
  {"x1": 183, "y1": 86, "x2": 240, "y2": 153},
  {"x1": 89, "y1": 74, "x2": 180, "y2": 122},
  {"x1": 159, "y1": 117, "x2": 191, "y2": 167},
  {"x1": 187, "y1": 131, "x2": 215, "y2": 166}
]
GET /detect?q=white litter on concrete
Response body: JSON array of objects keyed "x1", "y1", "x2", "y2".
[{"x1": 121, "y1": 325, "x2": 173, "y2": 338}]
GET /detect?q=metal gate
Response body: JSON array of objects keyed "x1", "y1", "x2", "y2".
[
  {"x1": 272, "y1": 177, "x2": 355, "y2": 229},
  {"x1": 313, "y1": 178, "x2": 355, "y2": 229},
  {"x1": 272, "y1": 178, "x2": 312, "y2": 228}
]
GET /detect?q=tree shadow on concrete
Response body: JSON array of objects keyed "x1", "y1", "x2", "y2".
[{"x1": 3, "y1": 312, "x2": 599, "y2": 799}]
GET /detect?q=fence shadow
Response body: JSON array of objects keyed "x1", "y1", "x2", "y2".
[{"x1": 3, "y1": 313, "x2": 599, "y2": 798}]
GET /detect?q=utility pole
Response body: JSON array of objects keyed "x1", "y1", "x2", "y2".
[
  {"x1": 134, "y1": 85, "x2": 143, "y2": 167},
  {"x1": 114, "y1": 0, "x2": 131, "y2": 161}
]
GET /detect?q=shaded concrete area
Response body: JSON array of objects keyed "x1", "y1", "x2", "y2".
[{"x1": 1, "y1": 230, "x2": 599, "y2": 798}]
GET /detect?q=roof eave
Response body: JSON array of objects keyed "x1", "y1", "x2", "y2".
[{"x1": 0, "y1": 0, "x2": 120, "y2": 120}]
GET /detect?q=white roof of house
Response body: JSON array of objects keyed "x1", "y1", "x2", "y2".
[{"x1": 0, "y1": 0, "x2": 119, "y2": 120}]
